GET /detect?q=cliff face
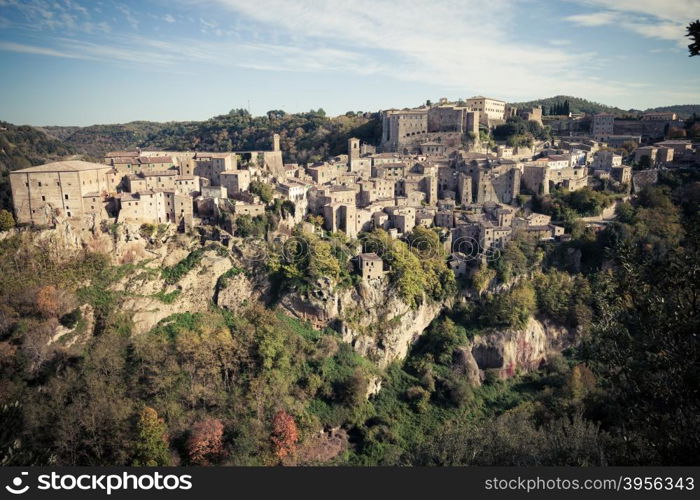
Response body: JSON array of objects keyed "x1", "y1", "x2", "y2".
[
  {"x1": 9, "y1": 216, "x2": 172, "y2": 266},
  {"x1": 280, "y1": 279, "x2": 446, "y2": 368},
  {"x1": 279, "y1": 279, "x2": 575, "y2": 384},
  {"x1": 10, "y1": 221, "x2": 577, "y2": 386},
  {"x1": 456, "y1": 317, "x2": 575, "y2": 386},
  {"x1": 119, "y1": 249, "x2": 235, "y2": 335}
]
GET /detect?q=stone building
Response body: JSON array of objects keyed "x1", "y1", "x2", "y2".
[
  {"x1": 472, "y1": 165, "x2": 520, "y2": 204},
  {"x1": 642, "y1": 111, "x2": 676, "y2": 121},
  {"x1": 307, "y1": 163, "x2": 340, "y2": 184},
  {"x1": 466, "y1": 96, "x2": 506, "y2": 122},
  {"x1": 219, "y1": 169, "x2": 251, "y2": 194},
  {"x1": 516, "y1": 106, "x2": 543, "y2": 125},
  {"x1": 117, "y1": 190, "x2": 194, "y2": 228},
  {"x1": 521, "y1": 164, "x2": 588, "y2": 195},
  {"x1": 380, "y1": 108, "x2": 429, "y2": 152},
  {"x1": 591, "y1": 113, "x2": 615, "y2": 141},
  {"x1": 323, "y1": 203, "x2": 358, "y2": 237},
  {"x1": 591, "y1": 150, "x2": 622, "y2": 170},
  {"x1": 358, "y1": 252, "x2": 384, "y2": 282},
  {"x1": 426, "y1": 105, "x2": 480, "y2": 136},
  {"x1": 10, "y1": 160, "x2": 115, "y2": 225},
  {"x1": 277, "y1": 180, "x2": 311, "y2": 202},
  {"x1": 105, "y1": 154, "x2": 175, "y2": 175},
  {"x1": 611, "y1": 165, "x2": 632, "y2": 185},
  {"x1": 358, "y1": 178, "x2": 395, "y2": 206}
]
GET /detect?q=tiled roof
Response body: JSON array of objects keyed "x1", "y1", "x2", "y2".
[{"x1": 12, "y1": 160, "x2": 111, "y2": 173}]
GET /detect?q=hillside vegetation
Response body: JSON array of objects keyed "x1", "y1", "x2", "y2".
[
  {"x1": 511, "y1": 95, "x2": 629, "y2": 116},
  {"x1": 512, "y1": 96, "x2": 700, "y2": 119},
  {"x1": 0, "y1": 168, "x2": 698, "y2": 466},
  {"x1": 644, "y1": 104, "x2": 700, "y2": 118},
  {"x1": 43, "y1": 121, "x2": 170, "y2": 158},
  {"x1": 41, "y1": 109, "x2": 382, "y2": 165}
]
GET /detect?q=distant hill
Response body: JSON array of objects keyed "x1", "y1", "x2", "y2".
[
  {"x1": 37, "y1": 109, "x2": 382, "y2": 165},
  {"x1": 510, "y1": 95, "x2": 630, "y2": 116},
  {"x1": 0, "y1": 108, "x2": 382, "y2": 199},
  {"x1": 644, "y1": 105, "x2": 700, "y2": 118},
  {"x1": 43, "y1": 121, "x2": 173, "y2": 159},
  {"x1": 512, "y1": 96, "x2": 700, "y2": 119},
  {"x1": 0, "y1": 121, "x2": 78, "y2": 211}
]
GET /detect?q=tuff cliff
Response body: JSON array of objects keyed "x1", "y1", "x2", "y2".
[
  {"x1": 279, "y1": 279, "x2": 445, "y2": 368},
  {"x1": 454, "y1": 317, "x2": 575, "y2": 386},
  {"x1": 9, "y1": 220, "x2": 577, "y2": 387},
  {"x1": 278, "y1": 277, "x2": 575, "y2": 383}
]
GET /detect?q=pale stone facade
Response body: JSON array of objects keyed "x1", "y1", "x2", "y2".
[
  {"x1": 10, "y1": 160, "x2": 115, "y2": 225},
  {"x1": 466, "y1": 96, "x2": 506, "y2": 121}
]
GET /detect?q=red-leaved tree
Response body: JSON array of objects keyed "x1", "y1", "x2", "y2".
[
  {"x1": 186, "y1": 418, "x2": 224, "y2": 465},
  {"x1": 271, "y1": 410, "x2": 299, "y2": 460},
  {"x1": 35, "y1": 285, "x2": 60, "y2": 318}
]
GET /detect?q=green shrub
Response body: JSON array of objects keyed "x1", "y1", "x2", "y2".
[
  {"x1": 59, "y1": 308, "x2": 82, "y2": 328},
  {"x1": 161, "y1": 249, "x2": 204, "y2": 284}
]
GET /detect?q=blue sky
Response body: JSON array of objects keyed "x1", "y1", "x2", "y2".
[{"x1": 0, "y1": 0, "x2": 699, "y2": 126}]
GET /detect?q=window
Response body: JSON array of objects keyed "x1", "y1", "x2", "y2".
[
  {"x1": 65, "y1": 194, "x2": 69, "y2": 200},
  {"x1": 41, "y1": 195, "x2": 46, "y2": 201},
  {"x1": 38, "y1": 182, "x2": 42, "y2": 187}
]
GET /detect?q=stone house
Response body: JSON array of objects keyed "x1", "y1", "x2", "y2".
[{"x1": 10, "y1": 160, "x2": 115, "y2": 225}]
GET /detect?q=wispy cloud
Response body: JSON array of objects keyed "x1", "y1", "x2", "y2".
[
  {"x1": 566, "y1": 11, "x2": 618, "y2": 27},
  {"x1": 0, "y1": 40, "x2": 86, "y2": 59},
  {"x1": 1, "y1": 0, "x2": 697, "y2": 111},
  {"x1": 0, "y1": 0, "x2": 111, "y2": 33},
  {"x1": 115, "y1": 3, "x2": 139, "y2": 30},
  {"x1": 566, "y1": 0, "x2": 700, "y2": 46},
  {"x1": 172, "y1": 0, "x2": 629, "y2": 101}
]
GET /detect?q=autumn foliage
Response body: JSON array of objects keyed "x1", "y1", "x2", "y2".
[
  {"x1": 186, "y1": 418, "x2": 224, "y2": 465},
  {"x1": 35, "y1": 285, "x2": 60, "y2": 318},
  {"x1": 271, "y1": 410, "x2": 299, "y2": 459}
]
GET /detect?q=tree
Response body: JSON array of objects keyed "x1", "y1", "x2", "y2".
[
  {"x1": 566, "y1": 364, "x2": 596, "y2": 402},
  {"x1": 668, "y1": 126, "x2": 687, "y2": 139},
  {"x1": 637, "y1": 155, "x2": 651, "y2": 169},
  {"x1": 186, "y1": 419, "x2": 224, "y2": 465},
  {"x1": 271, "y1": 410, "x2": 299, "y2": 460},
  {"x1": 583, "y1": 223, "x2": 700, "y2": 463},
  {"x1": 687, "y1": 19, "x2": 700, "y2": 57},
  {"x1": 249, "y1": 180, "x2": 274, "y2": 204},
  {"x1": 0, "y1": 210, "x2": 14, "y2": 231},
  {"x1": 132, "y1": 407, "x2": 171, "y2": 466},
  {"x1": 35, "y1": 285, "x2": 60, "y2": 318}
]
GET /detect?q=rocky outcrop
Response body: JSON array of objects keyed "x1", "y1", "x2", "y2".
[
  {"x1": 20, "y1": 217, "x2": 172, "y2": 266},
  {"x1": 456, "y1": 316, "x2": 575, "y2": 385},
  {"x1": 121, "y1": 249, "x2": 234, "y2": 335},
  {"x1": 280, "y1": 279, "x2": 447, "y2": 368},
  {"x1": 215, "y1": 271, "x2": 263, "y2": 315}
]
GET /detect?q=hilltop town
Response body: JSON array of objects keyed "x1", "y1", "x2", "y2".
[
  {"x1": 7, "y1": 96, "x2": 699, "y2": 282},
  {"x1": 1, "y1": 96, "x2": 699, "y2": 467}
]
